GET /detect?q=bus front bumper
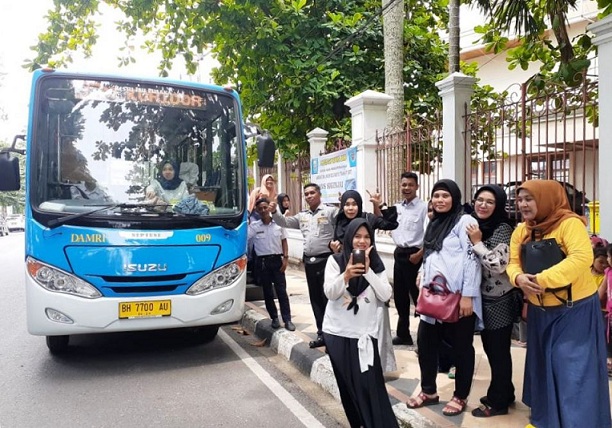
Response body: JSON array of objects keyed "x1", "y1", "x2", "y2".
[{"x1": 25, "y1": 272, "x2": 247, "y2": 336}]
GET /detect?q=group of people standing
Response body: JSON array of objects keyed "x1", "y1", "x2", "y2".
[{"x1": 247, "y1": 173, "x2": 611, "y2": 428}]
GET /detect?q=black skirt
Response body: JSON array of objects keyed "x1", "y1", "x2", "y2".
[{"x1": 323, "y1": 333, "x2": 399, "y2": 428}]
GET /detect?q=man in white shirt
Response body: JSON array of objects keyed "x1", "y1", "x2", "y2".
[
  {"x1": 391, "y1": 172, "x2": 428, "y2": 345},
  {"x1": 248, "y1": 198, "x2": 295, "y2": 331}
]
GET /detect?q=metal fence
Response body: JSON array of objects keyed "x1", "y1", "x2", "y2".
[
  {"x1": 280, "y1": 155, "x2": 310, "y2": 214},
  {"x1": 464, "y1": 77, "x2": 599, "y2": 221},
  {"x1": 375, "y1": 113, "x2": 443, "y2": 204},
  {"x1": 375, "y1": 77, "x2": 599, "y2": 229}
]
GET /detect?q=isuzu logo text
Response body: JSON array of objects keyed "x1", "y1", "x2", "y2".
[{"x1": 123, "y1": 263, "x2": 168, "y2": 272}]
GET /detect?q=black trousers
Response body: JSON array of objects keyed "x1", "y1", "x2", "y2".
[
  {"x1": 257, "y1": 256, "x2": 291, "y2": 322},
  {"x1": 303, "y1": 255, "x2": 330, "y2": 336},
  {"x1": 417, "y1": 315, "x2": 476, "y2": 399},
  {"x1": 393, "y1": 247, "x2": 421, "y2": 338},
  {"x1": 481, "y1": 323, "x2": 515, "y2": 409}
]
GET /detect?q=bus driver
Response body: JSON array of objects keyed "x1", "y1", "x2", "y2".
[{"x1": 145, "y1": 160, "x2": 189, "y2": 207}]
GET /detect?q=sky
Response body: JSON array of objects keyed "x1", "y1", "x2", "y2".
[{"x1": 0, "y1": 1, "x2": 217, "y2": 144}]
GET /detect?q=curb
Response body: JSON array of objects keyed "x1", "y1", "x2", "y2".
[{"x1": 241, "y1": 306, "x2": 436, "y2": 428}]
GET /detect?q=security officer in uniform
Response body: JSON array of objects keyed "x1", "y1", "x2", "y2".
[
  {"x1": 248, "y1": 198, "x2": 295, "y2": 331},
  {"x1": 270, "y1": 183, "x2": 338, "y2": 348}
]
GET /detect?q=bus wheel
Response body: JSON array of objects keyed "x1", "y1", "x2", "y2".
[
  {"x1": 188, "y1": 326, "x2": 219, "y2": 344},
  {"x1": 46, "y1": 335, "x2": 69, "y2": 354}
]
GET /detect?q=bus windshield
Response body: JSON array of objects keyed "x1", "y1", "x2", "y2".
[{"x1": 30, "y1": 76, "x2": 245, "y2": 229}]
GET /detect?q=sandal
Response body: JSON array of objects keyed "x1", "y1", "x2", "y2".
[
  {"x1": 442, "y1": 396, "x2": 467, "y2": 416},
  {"x1": 471, "y1": 404, "x2": 508, "y2": 417},
  {"x1": 480, "y1": 395, "x2": 515, "y2": 407},
  {"x1": 406, "y1": 391, "x2": 440, "y2": 409}
]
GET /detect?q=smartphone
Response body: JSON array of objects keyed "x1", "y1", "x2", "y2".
[{"x1": 352, "y1": 249, "x2": 365, "y2": 265}]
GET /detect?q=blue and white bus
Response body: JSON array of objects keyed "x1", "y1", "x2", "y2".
[{"x1": 0, "y1": 69, "x2": 264, "y2": 353}]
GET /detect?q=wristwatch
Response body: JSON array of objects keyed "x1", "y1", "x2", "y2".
[{"x1": 283, "y1": 255, "x2": 289, "y2": 259}]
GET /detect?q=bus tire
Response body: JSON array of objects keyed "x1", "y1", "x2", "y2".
[
  {"x1": 188, "y1": 326, "x2": 219, "y2": 344},
  {"x1": 46, "y1": 335, "x2": 70, "y2": 354}
]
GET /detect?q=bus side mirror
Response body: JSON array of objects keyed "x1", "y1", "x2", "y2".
[
  {"x1": 256, "y1": 132, "x2": 276, "y2": 168},
  {"x1": 0, "y1": 153, "x2": 20, "y2": 191}
]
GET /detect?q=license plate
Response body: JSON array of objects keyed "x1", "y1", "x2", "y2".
[{"x1": 119, "y1": 300, "x2": 172, "y2": 319}]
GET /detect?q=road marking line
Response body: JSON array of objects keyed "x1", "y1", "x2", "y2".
[{"x1": 219, "y1": 329, "x2": 325, "y2": 428}]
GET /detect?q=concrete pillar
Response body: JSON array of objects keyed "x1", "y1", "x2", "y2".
[
  {"x1": 435, "y1": 72, "x2": 477, "y2": 202},
  {"x1": 276, "y1": 151, "x2": 285, "y2": 194},
  {"x1": 345, "y1": 90, "x2": 393, "y2": 211},
  {"x1": 252, "y1": 159, "x2": 259, "y2": 191},
  {"x1": 589, "y1": 16, "x2": 612, "y2": 239},
  {"x1": 307, "y1": 127, "x2": 329, "y2": 183}
]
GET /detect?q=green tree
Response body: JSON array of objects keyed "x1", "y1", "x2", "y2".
[
  {"x1": 470, "y1": 0, "x2": 612, "y2": 85},
  {"x1": 0, "y1": 63, "x2": 25, "y2": 212},
  {"x1": 28, "y1": 0, "x2": 449, "y2": 158}
]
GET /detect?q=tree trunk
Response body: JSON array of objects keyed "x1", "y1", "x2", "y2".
[
  {"x1": 548, "y1": 10, "x2": 574, "y2": 65},
  {"x1": 383, "y1": 0, "x2": 405, "y2": 130},
  {"x1": 448, "y1": 0, "x2": 460, "y2": 73}
]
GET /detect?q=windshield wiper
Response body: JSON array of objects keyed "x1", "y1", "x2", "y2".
[{"x1": 47, "y1": 203, "x2": 167, "y2": 229}]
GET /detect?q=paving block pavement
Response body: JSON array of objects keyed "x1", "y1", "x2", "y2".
[{"x1": 240, "y1": 267, "x2": 612, "y2": 428}]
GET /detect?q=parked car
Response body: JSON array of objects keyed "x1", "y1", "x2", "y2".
[
  {"x1": 504, "y1": 180, "x2": 589, "y2": 225},
  {"x1": 5, "y1": 214, "x2": 25, "y2": 232},
  {"x1": 0, "y1": 217, "x2": 9, "y2": 236}
]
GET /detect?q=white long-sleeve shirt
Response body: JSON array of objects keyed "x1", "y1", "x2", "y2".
[{"x1": 322, "y1": 256, "x2": 393, "y2": 372}]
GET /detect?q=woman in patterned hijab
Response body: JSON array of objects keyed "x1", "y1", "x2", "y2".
[{"x1": 467, "y1": 184, "x2": 519, "y2": 418}]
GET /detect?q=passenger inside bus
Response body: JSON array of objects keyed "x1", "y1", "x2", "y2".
[
  {"x1": 69, "y1": 179, "x2": 112, "y2": 202},
  {"x1": 60, "y1": 148, "x2": 112, "y2": 202},
  {"x1": 145, "y1": 160, "x2": 189, "y2": 207}
]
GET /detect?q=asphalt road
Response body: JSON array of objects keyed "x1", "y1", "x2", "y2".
[{"x1": 0, "y1": 232, "x2": 344, "y2": 428}]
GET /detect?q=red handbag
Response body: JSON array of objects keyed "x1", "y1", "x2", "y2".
[{"x1": 416, "y1": 274, "x2": 461, "y2": 323}]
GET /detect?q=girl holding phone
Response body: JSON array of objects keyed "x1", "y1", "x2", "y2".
[{"x1": 322, "y1": 218, "x2": 398, "y2": 427}]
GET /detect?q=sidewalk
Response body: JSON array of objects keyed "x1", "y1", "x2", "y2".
[{"x1": 239, "y1": 267, "x2": 611, "y2": 428}]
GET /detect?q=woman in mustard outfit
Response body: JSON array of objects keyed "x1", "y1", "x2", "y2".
[{"x1": 506, "y1": 180, "x2": 610, "y2": 428}]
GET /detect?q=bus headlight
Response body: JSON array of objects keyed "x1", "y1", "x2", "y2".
[
  {"x1": 26, "y1": 257, "x2": 102, "y2": 299},
  {"x1": 186, "y1": 256, "x2": 247, "y2": 295}
]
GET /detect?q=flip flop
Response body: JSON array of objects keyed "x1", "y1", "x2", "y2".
[
  {"x1": 442, "y1": 396, "x2": 467, "y2": 416},
  {"x1": 406, "y1": 391, "x2": 440, "y2": 409}
]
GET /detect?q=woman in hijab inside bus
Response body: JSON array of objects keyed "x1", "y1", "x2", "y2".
[{"x1": 145, "y1": 160, "x2": 189, "y2": 206}]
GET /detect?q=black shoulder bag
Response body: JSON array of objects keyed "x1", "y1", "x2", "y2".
[{"x1": 520, "y1": 229, "x2": 572, "y2": 308}]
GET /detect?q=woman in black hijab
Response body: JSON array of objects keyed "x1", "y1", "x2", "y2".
[
  {"x1": 145, "y1": 160, "x2": 189, "y2": 206},
  {"x1": 407, "y1": 179, "x2": 482, "y2": 417},
  {"x1": 277, "y1": 193, "x2": 291, "y2": 215},
  {"x1": 467, "y1": 185, "x2": 520, "y2": 417},
  {"x1": 330, "y1": 190, "x2": 398, "y2": 254},
  {"x1": 322, "y1": 218, "x2": 398, "y2": 428}
]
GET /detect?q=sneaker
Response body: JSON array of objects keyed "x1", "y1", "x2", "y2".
[
  {"x1": 285, "y1": 321, "x2": 296, "y2": 331},
  {"x1": 392, "y1": 336, "x2": 414, "y2": 346},
  {"x1": 271, "y1": 318, "x2": 280, "y2": 329}
]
